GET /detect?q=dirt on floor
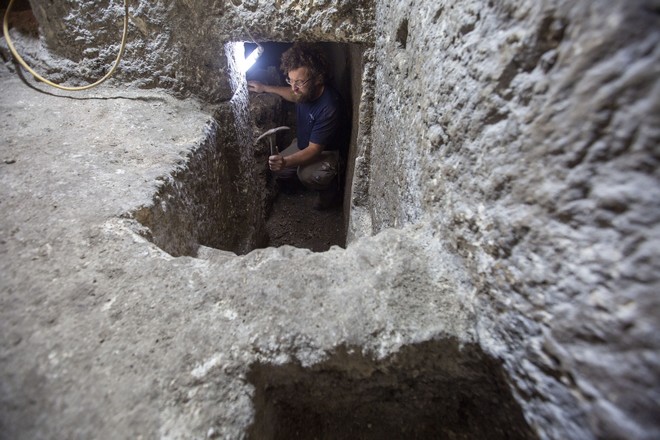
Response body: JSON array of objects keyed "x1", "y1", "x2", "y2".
[{"x1": 265, "y1": 180, "x2": 345, "y2": 252}]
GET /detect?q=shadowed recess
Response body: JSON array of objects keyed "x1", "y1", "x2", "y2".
[{"x1": 247, "y1": 339, "x2": 537, "y2": 440}]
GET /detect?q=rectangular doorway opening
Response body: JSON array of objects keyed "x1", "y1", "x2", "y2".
[
  {"x1": 127, "y1": 42, "x2": 366, "y2": 258},
  {"x1": 247, "y1": 42, "x2": 365, "y2": 252}
]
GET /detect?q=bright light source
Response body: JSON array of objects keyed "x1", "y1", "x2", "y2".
[{"x1": 240, "y1": 45, "x2": 263, "y2": 72}]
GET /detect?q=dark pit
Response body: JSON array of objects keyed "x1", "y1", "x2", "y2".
[{"x1": 247, "y1": 339, "x2": 537, "y2": 440}]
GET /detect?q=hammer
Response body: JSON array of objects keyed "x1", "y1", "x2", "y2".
[{"x1": 256, "y1": 126, "x2": 290, "y2": 156}]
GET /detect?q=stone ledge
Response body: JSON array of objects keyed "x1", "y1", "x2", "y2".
[{"x1": 0, "y1": 75, "x2": 479, "y2": 438}]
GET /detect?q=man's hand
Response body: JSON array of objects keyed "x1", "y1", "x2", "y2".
[
  {"x1": 247, "y1": 81, "x2": 266, "y2": 93},
  {"x1": 248, "y1": 82, "x2": 298, "y2": 102},
  {"x1": 269, "y1": 153, "x2": 286, "y2": 171}
]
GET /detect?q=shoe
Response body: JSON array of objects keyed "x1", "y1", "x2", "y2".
[{"x1": 313, "y1": 188, "x2": 339, "y2": 210}]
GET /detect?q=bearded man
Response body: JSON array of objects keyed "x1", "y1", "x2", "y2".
[{"x1": 247, "y1": 43, "x2": 346, "y2": 210}]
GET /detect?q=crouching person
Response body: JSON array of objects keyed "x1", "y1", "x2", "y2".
[{"x1": 248, "y1": 43, "x2": 347, "y2": 210}]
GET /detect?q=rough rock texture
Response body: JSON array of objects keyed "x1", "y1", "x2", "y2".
[
  {"x1": 132, "y1": 44, "x2": 268, "y2": 257},
  {"x1": 0, "y1": 72, "x2": 479, "y2": 439},
  {"x1": 20, "y1": 0, "x2": 374, "y2": 102},
  {"x1": 363, "y1": 1, "x2": 660, "y2": 438},
  {"x1": 1, "y1": 0, "x2": 659, "y2": 439}
]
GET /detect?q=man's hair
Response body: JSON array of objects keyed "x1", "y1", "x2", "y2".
[{"x1": 280, "y1": 43, "x2": 329, "y2": 82}]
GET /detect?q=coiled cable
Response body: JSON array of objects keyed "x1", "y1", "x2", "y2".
[{"x1": 2, "y1": 0, "x2": 129, "y2": 91}]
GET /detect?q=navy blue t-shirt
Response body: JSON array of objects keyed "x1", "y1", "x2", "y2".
[{"x1": 296, "y1": 85, "x2": 345, "y2": 151}]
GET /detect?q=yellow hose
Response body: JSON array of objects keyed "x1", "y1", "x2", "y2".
[{"x1": 2, "y1": 0, "x2": 129, "y2": 91}]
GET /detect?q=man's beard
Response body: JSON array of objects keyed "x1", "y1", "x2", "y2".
[{"x1": 294, "y1": 83, "x2": 321, "y2": 103}]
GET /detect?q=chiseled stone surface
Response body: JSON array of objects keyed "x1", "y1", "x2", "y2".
[
  {"x1": 0, "y1": 71, "x2": 475, "y2": 438},
  {"x1": 23, "y1": 0, "x2": 375, "y2": 102},
  {"x1": 366, "y1": 1, "x2": 660, "y2": 438},
  {"x1": 1, "y1": 0, "x2": 658, "y2": 439}
]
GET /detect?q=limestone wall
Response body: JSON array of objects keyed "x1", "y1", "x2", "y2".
[
  {"x1": 4, "y1": 0, "x2": 659, "y2": 438},
  {"x1": 25, "y1": 0, "x2": 374, "y2": 102},
  {"x1": 367, "y1": 0, "x2": 660, "y2": 438}
]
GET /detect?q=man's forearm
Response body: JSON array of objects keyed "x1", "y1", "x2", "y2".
[{"x1": 262, "y1": 85, "x2": 296, "y2": 102}]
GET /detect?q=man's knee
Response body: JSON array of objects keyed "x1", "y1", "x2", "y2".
[
  {"x1": 298, "y1": 151, "x2": 339, "y2": 190},
  {"x1": 279, "y1": 139, "x2": 298, "y2": 156}
]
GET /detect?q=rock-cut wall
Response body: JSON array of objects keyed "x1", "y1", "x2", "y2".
[
  {"x1": 2, "y1": 0, "x2": 659, "y2": 439},
  {"x1": 363, "y1": 0, "x2": 660, "y2": 438},
  {"x1": 25, "y1": 0, "x2": 374, "y2": 102}
]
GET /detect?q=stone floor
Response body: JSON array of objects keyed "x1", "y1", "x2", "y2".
[{"x1": 0, "y1": 70, "x2": 527, "y2": 439}]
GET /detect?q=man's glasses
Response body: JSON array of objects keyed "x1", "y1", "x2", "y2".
[{"x1": 286, "y1": 77, "x2": 312, "y2": 88}]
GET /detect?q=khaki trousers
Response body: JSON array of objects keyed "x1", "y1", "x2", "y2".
[{"x1": 276, "y1": 139, "x2": 339, "y2": 190}]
